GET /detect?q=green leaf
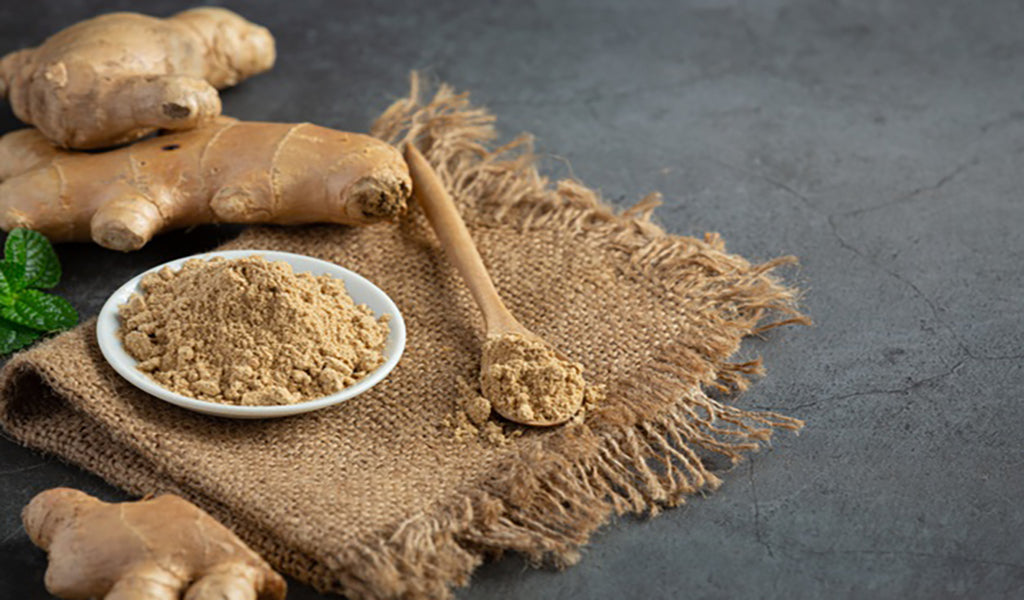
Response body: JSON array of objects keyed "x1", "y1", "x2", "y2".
[
  {"x1": 0, "y1": 289, "x2": 78, "y2": 332},
  {"x1": 3, "y1": 230, "x2": 27, "y2": 266},
  {"x1": 0, "y1": 318, "x2": 40, "y2": 354},
  {"x1": 4, "y1": 228, "x2": 61, "y2": 289},
  {"x1": 0, "y1": 260, "x2": 26, "y2": 300}
]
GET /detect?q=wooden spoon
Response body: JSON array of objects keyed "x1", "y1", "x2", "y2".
[{"x1": 403, "y1": 144, "x2": 584, "y2": 426}]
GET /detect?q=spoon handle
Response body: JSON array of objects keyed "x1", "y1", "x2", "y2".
[{"x1": 403, "y1": 144, "x2": 519, "y2": 334}]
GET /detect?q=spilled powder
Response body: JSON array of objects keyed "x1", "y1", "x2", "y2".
[
  {"x1": 119, "y1": 256, "x2": 389, "y2": 406},
  {"x1": 443, "y1": 377, "x2": 522, "y2": 446},
  {"x1": 480, "y1": 333, "x2": 587, "y2": 424},
  {"x1": 445, "y1": 335, "x2": 606, "y2": 446}
]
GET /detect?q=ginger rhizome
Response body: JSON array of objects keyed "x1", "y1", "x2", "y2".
[
  {"x1": 23, "y1": 487, "x2": 286, "y2": 600},
  {"x1": 0, "y1": 7, "x2": 275, "y2": 149},
  {"x1": 0, "y1": 118, "x2": 411, "y2": 251}
]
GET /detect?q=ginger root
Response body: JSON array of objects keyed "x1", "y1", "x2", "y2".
[
  {"x1": 0, "y1": 118, "x2": 411, "y2": 251},
  {"x1": 0, "y1": 7, "x2": 275, "y2": 149},
  {"x1": 23, "y1": 487, "x2": 286, "y2": 600}
]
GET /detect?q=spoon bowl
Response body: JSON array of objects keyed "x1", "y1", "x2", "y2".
[{"x1": 480, "y1": 333, "x2": 586, "y2": 427}]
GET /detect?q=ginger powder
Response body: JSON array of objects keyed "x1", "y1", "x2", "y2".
[{"x1": 118, "y1": 256, "x2": 389, "y2": 406}]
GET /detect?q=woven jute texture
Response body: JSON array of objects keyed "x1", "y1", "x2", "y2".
[{"x1": 0, "y1": 77, "x2": 807, "y2": 600}]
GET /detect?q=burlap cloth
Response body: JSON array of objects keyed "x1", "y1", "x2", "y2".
[{"x1": 0, "y1": 78, "x2": 807, "y2": 599}]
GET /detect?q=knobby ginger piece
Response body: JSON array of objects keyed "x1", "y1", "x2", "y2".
[
  {"x1": 23, "y1": 487, "x2": 286, "y2": 600},
  {"x1": 0, "y1": 7, "x2": 275, "y2": 149},
  {"x1": 0, "y1": 118, "x2": 411, "y2": 251}
]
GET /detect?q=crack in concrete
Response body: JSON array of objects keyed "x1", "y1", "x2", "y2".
[
  {"x1": 803, "y1": 548, "x2": 1024, "y2": 571},
  {"x1": 491, "y1": 66, "x2": 736, "y2": 110},
  {"x1": 777, "y1": 400, "x2": 822, "y2": 412},
  {"x1": 0, "y1": 462, "x2": 46, "y2": 477},
  {"x1": 827, "y1": 213, "x2": 1015, "y2": 363},
  {"x1": 748, "y1": 458, "x2": 775, "y2": 558},
  {"x1": 709, "y1": 156, "x2": 1017, "y2": 370},
  {"x1": 836, "y1": 158, "x2": 977, "y2": 219},
  {"x1": 755, "y1": 359, "x2": 966, "y2": 412},
  {"x1": 840, "y1": 359, "x2": 965, "y2": 399},
  {"x1": 701, "y1": 158, "x2": 1016, "y2": 412},
  {"x1": 705, "y1": 157, "x2": 818, "y2": 213},
  {"x1": 704, "y1": 128, "x2": 979, "y2": 229},
  {"x1": 756, "y1": 344, "x2": 1022, "y2": 415},
  {"x1": 0, "y1": 523, "x2": 24, "y2": 545},
  {"x1": 979, "y1": 110, "x2": 1024, "y2": 133},
  {"x1": 968, "y1": 352, "x2": 1024, "y2": 361}
]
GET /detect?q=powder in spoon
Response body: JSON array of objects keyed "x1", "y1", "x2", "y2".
[
  {"x1": 445, "y1": 365, "x2": 605, "y2": 446},
  {"x1": 480, "y1": 332, "x2": 587, "y2": 424},
  {"x1": 118, "y1": 256, "x2": 389, "y2": 406}
]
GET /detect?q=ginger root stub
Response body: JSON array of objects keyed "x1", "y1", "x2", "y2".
[
  {"x1": 0, "y1": 7, "x2": 275, "y2": 149},
  {"x1": 0, "y1": 118, "x2": 412, "y2": 251},
  {"x1": 23, "y1": 487, "x2": 286, "y2": 600}
]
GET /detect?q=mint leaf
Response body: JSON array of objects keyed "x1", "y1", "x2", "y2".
[
  {"x1": 3, "y1": 230, "x2": 27, "y2": 266},
  {"x1": 0, "y1": 318, "x2": 40, "y2": 354},
  {"x1": 0, "y1": 230, "x2": 75, "y2": 355},
  {"x1": 0, "y1": 289, "x2": 78, "y2": 332},
  {"x1": 5, "y1": 228, "x2": 61, "y2": 289},
  {"x1": 0, "y1": 260, "x2": 26, "y2": 299}
]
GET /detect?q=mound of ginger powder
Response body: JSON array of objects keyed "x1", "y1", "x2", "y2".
[{"x1": 118, "y1": 256, "x2": 389, "y2": 406}]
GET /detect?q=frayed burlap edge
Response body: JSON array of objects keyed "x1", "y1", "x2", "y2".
[{"x1": 289, "y1": 74, "x2": 810, "y2": 600}]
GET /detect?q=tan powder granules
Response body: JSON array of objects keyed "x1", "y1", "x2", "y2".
[
  {"x1": 443, "y1": 377, "x2": 522, "y2": 446},
  {"x1": 119, "y1": 256, "x2": 390, "y2": 406},
  {"x1": 445, "y1": 371, "x2": 605, "y2": 446},
  {"x1": 480, "y1": 333, "x2": 587, "y2": 424}
]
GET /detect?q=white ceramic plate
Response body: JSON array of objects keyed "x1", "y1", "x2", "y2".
[{"x1": 96, "y1": 250, "x2": 405, "y2": 419}]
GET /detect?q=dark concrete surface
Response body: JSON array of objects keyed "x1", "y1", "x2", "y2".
[{"x1": 1, "y1": 1, "x2": 1022, "y2": 598}]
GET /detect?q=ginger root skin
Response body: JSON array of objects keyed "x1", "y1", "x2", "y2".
[
  {"x1": 0, "y1": 7, "x2": 275, "y2": 149},
  {"x1": 0, "y1": 118, "x2": 411, "y2": 251},
  {"x1": 23, "y1": 487, "x2": 286, "y2": 600}
]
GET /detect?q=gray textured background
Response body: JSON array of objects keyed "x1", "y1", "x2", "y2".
[{"x1": 1, "y1": 1, "x2": 1022, "y2": 598}]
